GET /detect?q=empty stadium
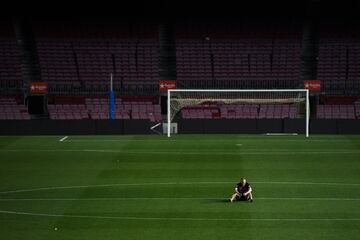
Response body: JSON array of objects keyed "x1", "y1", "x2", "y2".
[{"x1": 0, "y1": 1, "x2": 360, "y2": 239}]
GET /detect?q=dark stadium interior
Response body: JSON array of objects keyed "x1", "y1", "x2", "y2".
[{"x1": 0, "y1": 0, "x2": 360, "y2": 134}]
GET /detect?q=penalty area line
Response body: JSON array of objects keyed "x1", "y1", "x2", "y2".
[
  {"x1": 1, "y1": 180, "x2": 360, "y2": 195},
  {"x1": 1, "y1": 197, "x2": 360, "y2": 201},
  {"x1": 59, "y1": 136, "x2": 68, "y2": 142},
  {"x1": 0, "y1": 210, "x2": 359, "y2": 222}
]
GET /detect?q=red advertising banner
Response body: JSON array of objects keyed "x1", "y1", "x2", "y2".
[
  {"x1": 159, "y1": 80, "x2": 176, "y2": 91},
  {"x1": 29, "y1": 82, "x2": 48, "y2": 94},
  {"x1": 304, "y1": 80, "x2": 321, "y2": 91}
]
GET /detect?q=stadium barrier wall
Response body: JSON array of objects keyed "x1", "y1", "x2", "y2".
[
  {"x1": 310, "y1": 119, "x2": 337, "y2": 134},
  {"x1": 0, "y1": 119, "x2": 359, "y2": 135},
  {"x1": 337, "y1": 120, "x2": 360, "y2": 134},
  {"x1": 178, "y1": 119, "x2": 291, "y2": 134},
  {"x1": 283, "y1": 119, "x2": 306, "y2": 133},
  {"x1": 178, "y1": 119, "x2": 360, "y2": 134}
]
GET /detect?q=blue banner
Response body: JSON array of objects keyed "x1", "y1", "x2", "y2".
[{"x1": 109, "y1": 90, "x2": 115, "y2": 120}]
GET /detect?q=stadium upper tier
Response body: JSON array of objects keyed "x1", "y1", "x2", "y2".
[{"x1": 0, "y1": 36, "x2": 359, "y2": 95}]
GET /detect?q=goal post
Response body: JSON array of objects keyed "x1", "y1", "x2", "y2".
[{"x1": 167, "y1": 89, "x2": 310, "y2": 137}]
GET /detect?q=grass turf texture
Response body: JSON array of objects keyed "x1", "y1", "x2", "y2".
[{"x1": 0, "y1": 135, "x2": 360, "y2": 240}]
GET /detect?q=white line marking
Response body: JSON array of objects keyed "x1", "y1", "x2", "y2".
[
  {"x1": 0, "y1": 197, "x2": 360, "y2": 201},
  {"x1": 59, "y1": 136, "x2": 68, "y2": 142},
  {"x1": 253, "y1": 181, "x2": 360, "y2": 186},
  {"x1": 0, "y1": 182, "x2": 193, "y2": 194},
  {"x1": 256, "y1": 197, "x2": 360, "y2": 201},
  {"x1": 56, "y1": 137, "x2": 353, "y2": 142},
  {"x1": 83, "y1": 149, "x2": 107, "y2": 152},
  {"x1": 1, "y1": 149, "x2": 360, "y2": 155},
  {"x1": 266, "y1": 133, "x2": 298, "y2": 136},
  {"x1": 0, "y1": 181, "x2": 359, "y2": 195},
  {"x1": 0, "y1": 210, "x2": 359, "y2": 222},
  {"x1": 236, "y1": 144, "x2": 242, "y2": 146}
]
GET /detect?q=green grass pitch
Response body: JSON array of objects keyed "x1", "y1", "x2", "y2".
[{"x1": 0, "y1": 134, "x2": 360, "y2": 240}]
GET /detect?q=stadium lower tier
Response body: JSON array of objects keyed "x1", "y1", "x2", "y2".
[
  {"x1": 48, "y1": 101, "x2": 162, "y2": 121},
  {"x1": 0, "y1": 98, "x2": 30, "y2": 120},
  {"x1": 1, "y1": 97, "x2": 360, "y2": 120}
]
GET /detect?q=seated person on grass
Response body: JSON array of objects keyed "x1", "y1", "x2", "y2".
[{"x1": 229, "y1": 177, "x2": 253, "y2": 202}]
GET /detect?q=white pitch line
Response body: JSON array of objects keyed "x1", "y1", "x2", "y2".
[
  {"x1": 266, "y1": 133, "x2": 298, "y2": 136},
  {"x1": 55, "y1": 137, "x2": 354, "y2": 142},
  {"x1": 2, "y1": 197, "x2": 220, "y2": 201},
  {"x1": 1, "y1": 149, "x2": 360, "y2": 155},
  {"x1": 0, "y1": 210, "x2": 359, "y2": 222},
  {"x1": 0, "y1": 197, "x2": 360, "y2": 201},
  {"x1": 0, "y1": 182, "x2": 194, "y2": 194},
  {"x1": 253, "y1": 181, "x2": 360, "y2": 186},
  {"x1": 59, "y1": 136, "x2": 68, "y2": 142},
  {"x1": 255, "y1": 197, "x2": 360, "y2": 201},
  {"x1": 1, "y1": 181, "x2": 360, "y2": 195},
  {"x1": 0, "y1": 135, "x2": 356, "y2": 142}
]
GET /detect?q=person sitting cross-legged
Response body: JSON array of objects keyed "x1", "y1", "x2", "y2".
[{"x1": 229, "y1": 177, "x2": 253, "y2": 203}]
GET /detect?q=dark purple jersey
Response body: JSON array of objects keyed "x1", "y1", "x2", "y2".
[{"x1": 236, "y1": 182, "x2": 250, "y2": 194}]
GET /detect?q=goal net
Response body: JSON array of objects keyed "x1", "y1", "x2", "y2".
[{"x1": 167, "y1": 89, "x2": 309, "y2": 137}]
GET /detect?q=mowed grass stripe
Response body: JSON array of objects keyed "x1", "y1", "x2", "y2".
[{"x1": 1, "y1": 210, "x2": 360, "y2": 222}]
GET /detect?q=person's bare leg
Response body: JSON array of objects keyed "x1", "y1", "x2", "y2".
[
  {"x1": 229, "y1": 193, "x2": 238, "y2": 202},
  {"x1": 242, "y1": 192, "x2": 253, "y2": 202},
  {"x1": 248, "y1": 192, "x2": 253, "y2": 202}
]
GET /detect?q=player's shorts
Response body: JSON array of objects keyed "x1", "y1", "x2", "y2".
[{"x1": 235, "y1": 194, "x2": 250, "y2": 201}]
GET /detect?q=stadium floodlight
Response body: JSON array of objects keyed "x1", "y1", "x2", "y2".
[{"x1": 167, "y1": 89, "x2": 310, "y2": 137}]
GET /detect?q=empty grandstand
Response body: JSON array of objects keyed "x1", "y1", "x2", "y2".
[
  {"x1": 1, "y1": 1, "x2": 360, "y2": 240},
  {"x1": 0, "y1": 2, "x2": 359, "y2": 133}
]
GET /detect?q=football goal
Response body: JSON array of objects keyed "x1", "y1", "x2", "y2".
[{"x1": 167, "y1": 89, "x2": 310, "y2": 137}]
